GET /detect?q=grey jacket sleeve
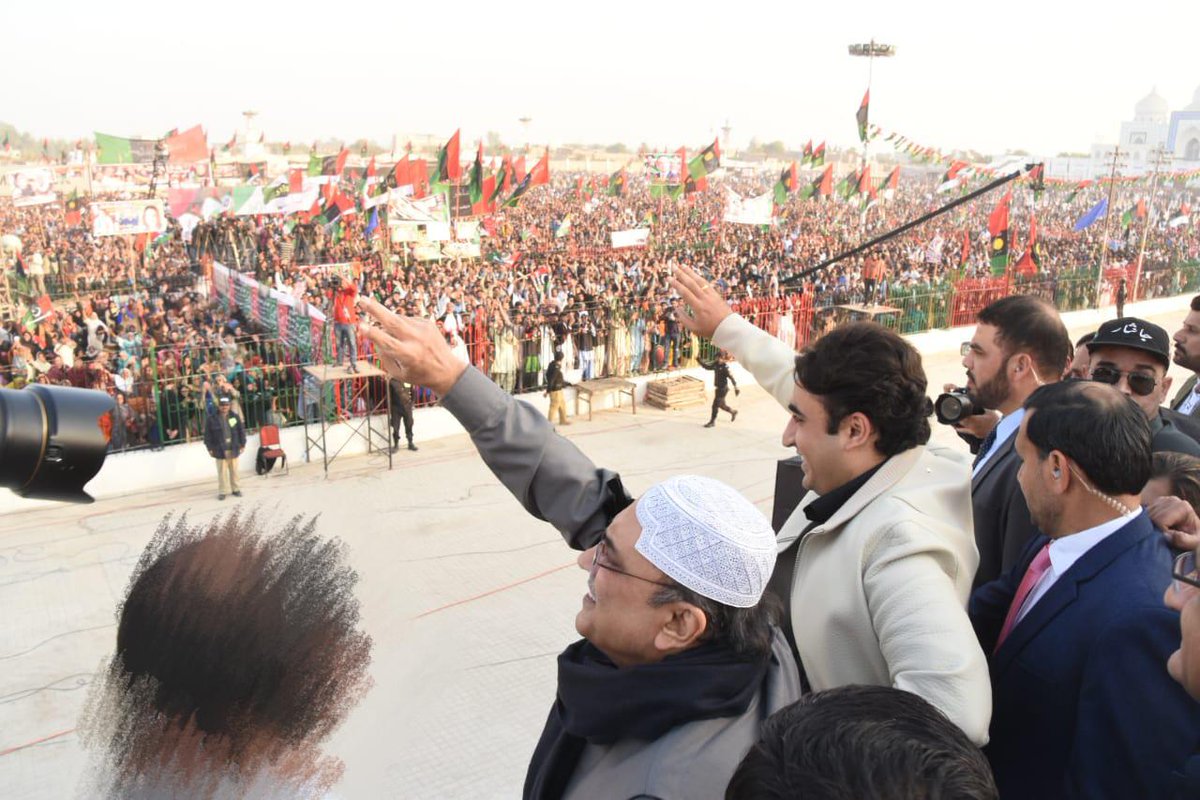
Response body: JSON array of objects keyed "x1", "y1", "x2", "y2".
[{"x1": 439, "y1": 366, "x2": 629, "y2": 550}]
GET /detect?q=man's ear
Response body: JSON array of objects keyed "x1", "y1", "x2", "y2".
[
  {"x1": 840, "y1": 410, "x2": 876, "y2": 451},
  {"x1": 653, "y1": 602, "x2": 709, "y2": 654}
]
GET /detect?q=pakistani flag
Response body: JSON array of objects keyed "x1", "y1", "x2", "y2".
[
  {"x1": 262, "y1": 180, "x2": 289, "y2": 205},
  {"x1": 555, "y1": 216, "x2": 572, "y2": 239},
  {"x1": 95, "y1": 132, "x2": 157, "y2": 164}
]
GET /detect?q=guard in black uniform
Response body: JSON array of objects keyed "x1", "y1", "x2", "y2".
[
  {"x1": 700, "y1": 350, "x2": 739, "y2": 428},
  {"x1": 388, "y1": 378, "x2": 418, "y2": 452}
]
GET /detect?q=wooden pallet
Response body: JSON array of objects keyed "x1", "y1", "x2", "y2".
[{"x1": 644, "y1": 376, "x2": 708, "y2": 410}]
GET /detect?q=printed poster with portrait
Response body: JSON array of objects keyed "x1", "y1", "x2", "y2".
[
  {"x1": 90, "y1": 200, "x2": 168, "y2": 237},
  {"x1": 643, "y1": 153, "x2": 684, "y2": 184},
  {"x1": 10, "y1": 169, "x2": 57, "y2": 207}
]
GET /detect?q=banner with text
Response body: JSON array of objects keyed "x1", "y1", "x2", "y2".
[
  {"x1": 611, "y1": 228, "x2": 651, "y2": 248},
  {"x1": 90, "y1": 199, "x2": 167, "y2": 237}
]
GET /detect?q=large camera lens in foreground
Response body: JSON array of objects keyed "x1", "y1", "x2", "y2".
[{"x1": 0, "y1": 386, "x2": 115, "y2": 502}]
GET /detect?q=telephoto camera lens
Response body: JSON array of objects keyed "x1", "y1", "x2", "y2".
[
  {"x1": 0, "y1": 385, "x2": 115, "y2": 502},
  {"x1": 934, "y1": 389, "x2": 983, "y2": 426}
]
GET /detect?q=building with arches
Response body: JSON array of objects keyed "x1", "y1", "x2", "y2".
[
  {"x1": 1076, "y1": 87, "x2": 1200, "y2": 178},
  {"x1": 1168, "y1": 86, "x2": 1200, "y2": 163}
]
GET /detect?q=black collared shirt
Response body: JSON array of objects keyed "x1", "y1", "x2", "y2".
[{"x1": 803, "y1": 460, "x2": 887, "y2": 532}]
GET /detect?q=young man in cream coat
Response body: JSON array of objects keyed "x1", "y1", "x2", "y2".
[{"x1": 671, "y1": 265, "x2": 991, "y2": 746}]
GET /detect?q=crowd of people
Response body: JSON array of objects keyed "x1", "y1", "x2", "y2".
[
  {"x1": 5, "y1": 156, "x2": 1200, "y2": 797},
  {"x1": 2, "y1": 163, "x2": 1199, "y2": 458}
]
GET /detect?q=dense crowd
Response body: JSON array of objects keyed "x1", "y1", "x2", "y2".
[{"x1": 2, "y1": 164, "x2": 1199, "y2": 454}]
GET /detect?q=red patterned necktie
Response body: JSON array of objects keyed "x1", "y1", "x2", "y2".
[{"x1": 994, "y1": 543, "x2": 1053, "y2": 653}]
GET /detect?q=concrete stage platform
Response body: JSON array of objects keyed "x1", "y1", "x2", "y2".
[{"x1": 0, "y1": 295, "x2": 1190, "y2": 798}]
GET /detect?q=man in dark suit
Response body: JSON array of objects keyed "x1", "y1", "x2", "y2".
[
  {"x1": 1171, "y1": 295, "x2": 1200, "y2": 417},
  {"x1": 958, "y1": 295, "x2": 1071, "y2": 588},
  {"x1": 970, "y1": 381, "x2": 1199, "y2": 799},
  {"x1": 203, "y1": 396, "x2": 246, "y2": 500}
]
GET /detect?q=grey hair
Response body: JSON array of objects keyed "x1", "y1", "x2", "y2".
[{"x1": 650, "y1": 583, "x2": 781, "y2": 659}]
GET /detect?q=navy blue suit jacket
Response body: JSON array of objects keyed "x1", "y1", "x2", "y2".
[{"x1": 969, "y1": 511, "x2": 1200, "y2": 799}]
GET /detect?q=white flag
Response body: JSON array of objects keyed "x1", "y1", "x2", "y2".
[{"x1": 723, "y1": 189, "x2": 774, "y2": 225}]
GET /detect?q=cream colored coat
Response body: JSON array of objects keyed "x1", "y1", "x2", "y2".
[{"x1": 713, "y1": 314, "x2": 992, "y2": 745}]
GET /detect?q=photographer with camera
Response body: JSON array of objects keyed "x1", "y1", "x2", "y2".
[
  {"x1": 946, "y1": 295, "x2": 1071, "y2": 588},
  {"x1": 332, "y1": 274, "x2": 359, "y2": 373}
]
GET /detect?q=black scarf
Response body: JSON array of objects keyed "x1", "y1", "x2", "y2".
[{"x1": 523, "y1": 638, "x2": 769, "y2": 800}]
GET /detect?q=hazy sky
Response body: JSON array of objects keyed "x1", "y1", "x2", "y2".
[{"x1": 5, "y1": 0, "x2": 1198, "y2": 156}]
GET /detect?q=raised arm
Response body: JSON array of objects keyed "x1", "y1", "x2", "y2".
[
  {"x1": 441, "y1": 366, "x2": 625, "y2": 548},
  {"x1": 358, "y1": 297, "x2": 627, "y2": 549},
  {"x1": 671, "y1": 264, "x2": 796, "y2": 409}
]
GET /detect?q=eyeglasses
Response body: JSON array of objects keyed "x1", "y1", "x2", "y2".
[
  {"x1": 587, "y1": 539, "x2": 674, "y2": 599},
  {"x1": 1174, "y1": 551, "x2": 1200, "y2": 594},
  {"x1": 1089, "y1": 365, "x2": 1159, "y2": 397},
  {"x1": 960, "y1": 342, "x2": 974, "y2": 357}
]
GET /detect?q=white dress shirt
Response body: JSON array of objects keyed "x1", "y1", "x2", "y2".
[
  {"x1": 972, "y1": 407, "x2": 1025, "y2": 477},
  {"x1": 1013, "y1": 507, "x2": 1142, "y2": 625},
  {"x1": 1178, "y1": 382, "x2": 1200, "y2": 415}
]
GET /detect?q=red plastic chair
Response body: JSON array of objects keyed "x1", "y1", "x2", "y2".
[{"x1": 258, "y1": 425, "x2": 289, "y2": 476}]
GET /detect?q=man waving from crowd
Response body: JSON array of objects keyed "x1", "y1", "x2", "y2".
[{"x1": 671, "y1": 263, "x2": 991, "y2": 746}]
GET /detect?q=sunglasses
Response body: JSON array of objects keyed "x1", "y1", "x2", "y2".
[
  {"x1": 1089, "y1": 365, "x2": 1158, "y2": 397},
  {"x1": 1175, "y1": 551, "x2": 1200, "y2": 593}
]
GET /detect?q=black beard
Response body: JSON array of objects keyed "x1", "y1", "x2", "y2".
[{"x1": 973, "y1": 369, "x2": 1011, "y2": 412}]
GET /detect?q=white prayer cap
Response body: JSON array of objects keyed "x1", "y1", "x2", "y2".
[{"x1": 634, "y1": 475, "x2": 776, "y2": 608}]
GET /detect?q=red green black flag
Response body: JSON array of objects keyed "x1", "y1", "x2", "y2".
[
  {"x1": 856, "y1": 90, "x2": 870, "y2": 143},
  {"x1": 608, "y1": 168, "x2": 627, "y2": 197},
  {"x1": 773, "y1": 162, "x2": 798, "y2": 206},
  {"x1": 468, "y1": 142, "x2": 484, "y2": 204},
  {"x1": 64, "y1": 191, "x2": 83, "y2": 227},
  {"x1": 988, "y1": 191, "x2": 1012, "y2": 275},
  {"x1": 687, "y1": 138, "x2": 721, "y2": 179},
  {"x1": 436, "y1": 129, "x2": 462, "y2": 183}
]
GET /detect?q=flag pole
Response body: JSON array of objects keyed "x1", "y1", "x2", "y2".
[
  {"x1": 782, "y1": 167, "x2": 1027, "y2": 286},
  {"x1": 1133, "y1": 146, "x2": 1168, "y2": 302},
  {"x1": 85, "y1": 143, "x2": 94, "y2": 198},
  {"x1": 1094, "y1": 147, "x2": 1123, "y2": 309}
]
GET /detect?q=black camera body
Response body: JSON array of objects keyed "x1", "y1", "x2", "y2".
[
  {"x1": 0, "y1": 385, "x2": 115, "y2": 502},
  {"x1": 934, "y1": 388, "x2": 984, "y2": 426}
]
